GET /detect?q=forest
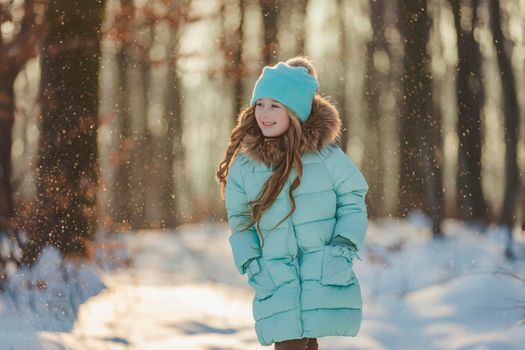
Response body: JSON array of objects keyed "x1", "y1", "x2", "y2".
[{"x1": 0, "y1": 0, "x2": 524, "y2": 349}]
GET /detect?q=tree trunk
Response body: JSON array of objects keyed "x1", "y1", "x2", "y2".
[
  {"x1": 0, "y1": 78, "x2": 17, "y2": 286},
  {"x1": 0, "y1": 0, "x2": 46, "y2": 282},
  {"x1": 233, "y1": 0, "x2": 245, "y2": 118},
  {"x1": 259, "y1": 0, "x2": 280, "y2": 65},
  {"x1": 398, "y1": 0, "x2": 431, "y2": 215},
  {"x1": 134, "y1": 23, "x2": 153, "y2": 229},
  {"x1": 336, "y1": 0, "x2": 349, "y2": 151},
  {"x1": 489, "y1": 0, "x2": 520, "y2": 258},
  {"x1": 23, "y1": 0, "x2": 105, "y2": 265},
  {"x1": 449, "y1": 0, "x2": 488, "y2": 224},
  {"x1": 397, "y1": 0, "x2": 443, "y2": 236},
  {"x1": 362, "y1": 0, "x2": 387, "y2": 218},
  {"x1": 427, "y1": 83, "x2": 445, "y2": 237},
  {"x1": 294, "y1": 0, "x2": 308, "y2": 56},
  {"x1": 113, "y1": 0, "x2": 135, "y2": 229},
  {"x1": 221, "y1": 0, "x2": 246, "y2": 123},
  {"x1": 0, "y1": 77, "x2": 16, "y2": 233},
  {"x1": 0, "y1": 0, "x2": 43, "y2": 234},
  {"x1": 160, "y1": 20, "x2": 184, "y2": 228}
]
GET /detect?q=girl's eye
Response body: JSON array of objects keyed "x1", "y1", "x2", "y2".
[{"x1": 272, "y1": 105, "x2": 279, "y2": 108}]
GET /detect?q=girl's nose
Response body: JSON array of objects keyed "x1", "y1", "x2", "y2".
[{"x1": 261, "y1": 106, "x2": 272, "y2": 116}]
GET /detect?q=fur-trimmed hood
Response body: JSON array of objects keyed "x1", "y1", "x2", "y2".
[{"x1": 239, "y1": 95, "x2": 342, "y2": 168}]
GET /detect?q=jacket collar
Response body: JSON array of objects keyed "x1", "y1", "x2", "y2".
[{"x1": 239, "y1": 95, "x2": 342, "y2": 168}]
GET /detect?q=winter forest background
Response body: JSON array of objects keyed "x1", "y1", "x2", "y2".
[{"x1": 1, "y1": 0, "x2": 525, "y2": 349}]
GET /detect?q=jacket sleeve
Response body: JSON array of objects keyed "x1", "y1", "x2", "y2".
[
  {"x1": 225, "y1": 156, "x2": 262, "y2": 275},
  {"x1": 323, "y1": 144, "x2": 369, "y2": 253}
]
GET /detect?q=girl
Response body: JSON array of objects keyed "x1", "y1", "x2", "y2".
[{"x1": 216, "y1": 56, "x2": 369, "y2": 350}]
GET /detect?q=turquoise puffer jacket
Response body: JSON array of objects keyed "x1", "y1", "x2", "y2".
[{"x1": 224, "y1": 96, "x2": 369, "y2": 346}]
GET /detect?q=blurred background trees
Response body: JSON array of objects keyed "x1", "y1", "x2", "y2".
[
  {"x1": 21, "y1": 0, "x2": 106, "y2": 265},
  {"x1": 1, "y1": 0, "x2": 524, "y2": 280}
]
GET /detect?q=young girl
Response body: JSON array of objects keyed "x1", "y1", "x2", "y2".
[{"x1": 216, "y1": 56, "x2": 369, "y2": 350}]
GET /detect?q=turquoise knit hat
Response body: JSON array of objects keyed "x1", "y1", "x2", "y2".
[{"x1": 250, "y1": 62, "x2": 319, "y2": 122}]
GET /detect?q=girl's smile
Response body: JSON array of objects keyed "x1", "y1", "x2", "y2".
[{"x1": 255, "y1": 98, "x2": 290, "y2": 137}]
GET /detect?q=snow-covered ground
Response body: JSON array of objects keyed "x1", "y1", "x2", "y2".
[{"x1": 1, "y1": 215, "x2": 524, "y2": 350}]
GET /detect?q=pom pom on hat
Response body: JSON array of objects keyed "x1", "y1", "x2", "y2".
[{"x1": 250, "y1": 61, "x2": 319, "y2": 122}]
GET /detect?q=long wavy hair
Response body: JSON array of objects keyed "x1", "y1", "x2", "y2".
[
  {"x1": 216, "y1": 57, "x2": 318, "y2": 247},
  {"x1": 215, "y1": 105, "x2": 303, "y2": 247}
]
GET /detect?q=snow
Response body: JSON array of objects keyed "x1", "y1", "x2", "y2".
[
  {"x1": 0, "y1": 218, "x2": 524, "y2": 349},
  {"x1": 0, "y1": 246, "x2": 106, "y2": 349}
]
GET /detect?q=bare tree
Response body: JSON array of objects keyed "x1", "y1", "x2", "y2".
[
  {"x1": 22, "y1": 0, "x2": 106, "y2": 265},
  {"x1": 134, "y1": 1, "x2": 155, "y2": 228},
  {"x1": 336, "y1": 0, "x2": 349, "y2": 151},
  {"x1": 233, "y1": 0, "x2": 246, "y2": 117},
  {"x1": 113, "y1": 0, "x2": 135, "y2": 229},
  {"x1": 0, "y1": 0, "x2": 46, "y2": 285},
  {"x1": 398, "y1": 0, "x2": 444, "y2": 236},
  {"x1": 259, "y1": 0, "x2": 280, "y2": 65},
  {"x1": 158, "y1": 0, "x2": 192, "y2": 228},
  {"x1": 219, "y1": 0, "x2": 246, "y2": 123},
  {"x1": 449, "y1": 0, "x2": 488, "y2": 224},
  {"x1": 293, "y1": 0, "x2": 307, "y2": 56},
  {"x1": 489, "y1": 0, "x2": 520, "y2": 258},
  {"x1": 362, "y1": 0, "x2": 388, "y2": 217}
]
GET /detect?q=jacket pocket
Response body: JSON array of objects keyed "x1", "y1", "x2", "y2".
[
  {"x1": 320, "y1": 245, "x2": 356, "y2": 286},
  {"x1": 246, "y1": 258, "x2": 277, "y2": 300}
]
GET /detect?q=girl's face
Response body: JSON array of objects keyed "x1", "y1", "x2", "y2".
[{"x1": 254, "y1": 98, "x2": 290, "y2": 137}]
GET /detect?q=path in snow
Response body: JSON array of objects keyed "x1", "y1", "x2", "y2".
[{"x1": 29, "y1": 220, "x2": 525, "y2": 349}]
